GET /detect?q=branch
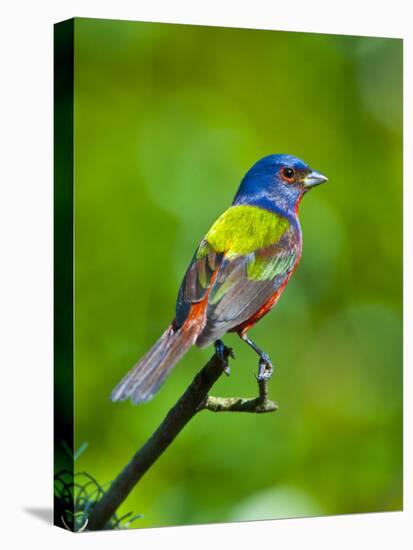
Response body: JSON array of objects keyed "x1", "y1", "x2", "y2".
[
  {"x1": 87, "y1": 346, "x2": 277, "y2": 531},
  {"x1": 200, "y1": 394, "x2": 277, "y2": 413},
  {"x1": 200, "y1": 370, "x2": 277, "y2": 413}
]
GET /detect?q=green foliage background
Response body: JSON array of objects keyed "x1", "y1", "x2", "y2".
[{"x1": 72, "y1": 18, "x2": 402, "y2": 528}]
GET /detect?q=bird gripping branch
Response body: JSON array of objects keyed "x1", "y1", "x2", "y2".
[{"x1": 111, "y1": 154, "x2": 327, "y2": 404}]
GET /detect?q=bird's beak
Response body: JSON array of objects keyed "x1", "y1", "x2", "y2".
[{"x1": 303, "y1": 170, "x2": 328, "y2": 188}]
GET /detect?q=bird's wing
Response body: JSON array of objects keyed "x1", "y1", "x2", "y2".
[
  {"x1": 174, "y1": 240, "x2": 224, "y2": 327},
  {"x1": 198, "y1": 227, "x2": 300, "y2": 344},
  {"x1": 175, "y1": 210, "x2": 301, "y2": 344}
]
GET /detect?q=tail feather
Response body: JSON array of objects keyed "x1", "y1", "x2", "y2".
[{"x1": 111, "y1": 321, "x2": 200, "y2": 404}]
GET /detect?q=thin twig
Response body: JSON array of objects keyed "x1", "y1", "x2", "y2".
[
  {"x1": 87, "y1": 346, "x2": 277, "y2": 530},
  {"x1": 200, "y1": 392, "x2": 277, "y2": 413}
]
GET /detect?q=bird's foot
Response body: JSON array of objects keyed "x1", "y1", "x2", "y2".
[
  {"x1": 214, "y1": 340, "x2": 235, "y2": 375},
  {"x1": 256, "y1": 354, "x2": 274, "y2": 382}
]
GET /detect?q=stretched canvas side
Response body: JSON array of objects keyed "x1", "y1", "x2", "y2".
[{"x1": 53, "y1": 18, "x2": 75, "y2": 531}]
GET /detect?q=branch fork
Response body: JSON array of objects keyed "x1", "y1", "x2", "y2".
[
  {"x1": 87, "y1": 344, "x2": 277, "y2": 530},
  {"x1": 199, "y1": 346, "x2": 277, "y2": 413}
]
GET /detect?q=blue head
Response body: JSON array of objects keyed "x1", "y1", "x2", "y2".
[{"x1": 233, "y1": 154, "x2": 327, "y2": 217}]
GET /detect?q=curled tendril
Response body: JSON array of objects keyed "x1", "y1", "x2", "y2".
[{"x1": 54, "y1": 470, "x2": 142, "y2": 531}]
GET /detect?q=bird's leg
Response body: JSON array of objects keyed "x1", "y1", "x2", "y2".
[
  {"x1": 214, "y1": 339, "x2": 234, "y2": 376},
  {"x1": 239, "y1": 332, "x2": 274, "y2": 381}
]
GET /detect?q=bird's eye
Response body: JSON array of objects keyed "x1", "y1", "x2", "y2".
[{"x1": 281, "y1": 167, "x2": 295, "y2": 182}]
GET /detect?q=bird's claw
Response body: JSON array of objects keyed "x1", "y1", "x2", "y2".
[
  {"x1": 214, "y1": 340, "x2": 235, "y2": 370},
  {"x1": 256, "y1": 355, "x2": 274, "y2": 382}
]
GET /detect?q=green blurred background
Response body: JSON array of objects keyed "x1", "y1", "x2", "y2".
[{"x1": 72, "y1": 18, "x2": 402, "y2": 527}]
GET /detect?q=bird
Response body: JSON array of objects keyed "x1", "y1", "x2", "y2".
[{"x1": 111, "y1": 154, "x2": 327, "y2": 404}]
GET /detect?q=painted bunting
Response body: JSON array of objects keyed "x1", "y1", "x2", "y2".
[{"x1": 112, "y1": 154, "x2": 327, "y2": 404}]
